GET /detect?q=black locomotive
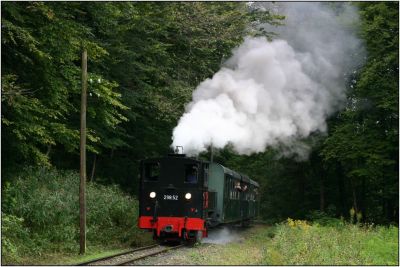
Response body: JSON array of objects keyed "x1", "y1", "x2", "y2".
[{"x1": 138, "y1": 152, "x2": 260, "y2": 243}]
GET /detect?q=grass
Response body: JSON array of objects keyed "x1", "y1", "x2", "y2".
[
  {"x1": 20, "y1": 246, "x2": 128, "y2": 265},
  {"x1": 151, "y1": 220, "x2": 398, "y2": 266},
  {"x1": 2, "y1": 224, "x2": 155, "y2": 265},
  {"x1": 197, "y1": 226, "x2": 269, "y2": 265},
  {"x1": 263, "y1": 219, "x2": 398, "y2": 265},
  {"x1": 3, "y1": 235, "x2": 155, "y2": 265}
]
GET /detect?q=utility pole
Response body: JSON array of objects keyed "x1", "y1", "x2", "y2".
[{"x1": 79, "y1": 49, "x2": 88, "y2": 255}]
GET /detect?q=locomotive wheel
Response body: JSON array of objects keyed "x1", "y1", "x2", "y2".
[
  {"x1": 183, "y1": 230, "x2": 202, "y2": 246},
  {"x1": 156, "y1": 238, "x2": 165, "y2": 245},
  {"x1": 182, "y1": 229, "x2": 190, "y2": 245}
]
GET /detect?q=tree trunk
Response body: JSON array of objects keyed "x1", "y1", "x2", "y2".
[
  {"x1": 386, "y1": 198, "x2": 395, "y2": 223},
  {"x1": 298, "y1": 165, "x2": 305, "y2": 212},
  {"x1": 90, "y1": 154, "x2": 97, "y2": 182},
  {"x1": 337, "y1": 164, "x2": 346, "y2": 217},
  {"x1": 382, "y1": 197, "x2": 386, "y2": 219},
  {"x1": 360, "y1": 177, "x2": 366, "y2": 221},
  {"x1": 350, "y1": 177, "x2": 358, "y2": 214}
]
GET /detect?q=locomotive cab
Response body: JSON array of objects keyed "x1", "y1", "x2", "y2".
[{"x1": 138, "y1": 154, "x2": 208, "y2": 243}]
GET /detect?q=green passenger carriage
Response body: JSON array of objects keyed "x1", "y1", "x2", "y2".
[{"x1": 207, "y1": 163, "x2": 259, "y2": 227}]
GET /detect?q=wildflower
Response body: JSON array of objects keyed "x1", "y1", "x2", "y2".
[{"x1": 287, "y1": 218, "x2": 295, "y2": 227}]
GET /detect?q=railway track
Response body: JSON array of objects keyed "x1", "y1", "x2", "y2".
[{"x1": 77, "y1": 243, "x2": 185, "y2": 266}]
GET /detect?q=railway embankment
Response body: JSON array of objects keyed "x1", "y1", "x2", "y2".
[{"x1": 133, "y1": 222, "x2": 398, "y2": 265}]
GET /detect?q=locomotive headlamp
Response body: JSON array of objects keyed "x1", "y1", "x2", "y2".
[
  {"x1": 149, "y1": 192, "x2": 156, "y2": 198},
  {"x1": 185, "y1": 193, "x2": 192, "y2": 200}
]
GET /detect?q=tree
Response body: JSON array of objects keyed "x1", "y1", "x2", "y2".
[
  {"x1": 2, "y1": 2, "x2": 127, "y2": 173},
  {"x1": 321, "y1": 2, "x2": 398, "y2": 223}
]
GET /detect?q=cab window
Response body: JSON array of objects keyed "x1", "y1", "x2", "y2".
[
  {"x1": 185, "y1": 164, "x2": 198, "y2": 184},
  {"x1": 144, "y1": 162, "x2": 160, "y2": 181}
]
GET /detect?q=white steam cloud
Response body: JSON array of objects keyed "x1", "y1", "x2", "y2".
[
  {"x1": 202, "y1": 226, "x2": 242, "y2": 245},
  {"x1": 172, "y1": 3, "x2": 364, "y2": 157}
]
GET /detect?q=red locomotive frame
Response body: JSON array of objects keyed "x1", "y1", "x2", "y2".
[{"x1": 138, "y1": 216, "x2": 207, "y2": 239}]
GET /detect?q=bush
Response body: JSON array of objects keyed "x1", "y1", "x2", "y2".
[
  {"x1": 306, "y1": 210, "x2": 345, "y2": 227},
  {"x1": 86, "y1": 183, "x2": 141, "y2": 246},
  {"x1": 2, "y1": 166, "x2": 145, "y2": 264},
  {"x1": 1, "y1": 213, "x2": 31, "y2": 263},
  {"x1": 263, "y1": 218, "x2": 399, "y2": 265}
]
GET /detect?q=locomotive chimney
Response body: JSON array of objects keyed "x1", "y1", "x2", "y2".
[
  {"x1": 210, "y1": 145, "x2": 214, "y2": 164},
  {"x1": 174, "y1": 146, "x2": 183, "y2": 154}
]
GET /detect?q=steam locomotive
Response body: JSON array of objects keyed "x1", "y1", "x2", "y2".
[{"x1": 137, "y1": 151, "x2": 260, "y2": 243}]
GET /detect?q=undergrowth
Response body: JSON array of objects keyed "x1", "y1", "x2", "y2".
[
  {"x1": 263, "y1": 218, "x2": 399, "y2": 265},
  {"x1": 3, "y1": 167, "x2": 398, "y2": 265},
  {"x1": 2, "y1": 167, "x2": 151, "y2": 265}
]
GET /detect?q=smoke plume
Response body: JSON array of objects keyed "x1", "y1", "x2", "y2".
[{"x1": 172, "y1": 2, "x2": 364, "y2": 157}]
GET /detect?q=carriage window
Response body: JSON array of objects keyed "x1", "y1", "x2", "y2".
[
  {"x1": 144, "y1": 162, "x2": 160, "y2": 181},
  {"x1": 229, "y1": 178, "x2": 232, "y2": 199},
  {"x1": 185, "y1": 164, "x2": 198, "y2": 183}
]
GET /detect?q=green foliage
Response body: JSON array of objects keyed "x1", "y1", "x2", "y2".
[
  {"x1": 263, "y1": 221, "x2": 399, "y2": 265},
  {"x1": 2, "y1": 74, "x2": 54, "y2": 166},
  {"x1": 86, "y1": 183, "x2": 140, "y2": 246},
  {"x1": 306, "y1": 211, "x2": 345, "y2": 227},
  {"x1": 2, "y1": 2, "x2": 128, "y2": 170},
  {"x1": 321, "y1": 2, "x2": 398, "y2": 223},
  {"x1": 1, "y1": 213, "x2": 30, "y2": 263},
  {"x1": 1, "y1": 167, "x2": 145, "y2": 265}
]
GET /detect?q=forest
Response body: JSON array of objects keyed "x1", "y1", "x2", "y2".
[{"x1": 1, "y1": 1, "x2": 398, "y2": 265}]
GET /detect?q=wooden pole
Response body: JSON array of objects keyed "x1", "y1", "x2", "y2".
[{"x1": 79, "y1": 49, "x2": 88, "y2": 254}]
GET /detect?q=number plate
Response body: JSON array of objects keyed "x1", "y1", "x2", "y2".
[{"x1": 163, "y1": 194, "x2": 179, "y2": 200}]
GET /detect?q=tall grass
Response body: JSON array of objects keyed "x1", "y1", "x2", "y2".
[
  {"x1": 2, "y1": 167, "x2": 148, "y2": 264},
  {"x1": 263, "y1": 218, "x2": 399, "y2": 265}
]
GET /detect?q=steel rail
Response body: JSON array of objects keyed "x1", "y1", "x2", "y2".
[
  {"x1": 117, "y1": 244, "x2": 185, "y2": 265},
  {"x1": 76, "y1": 244, "x2": 159, "y2": 266}
]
